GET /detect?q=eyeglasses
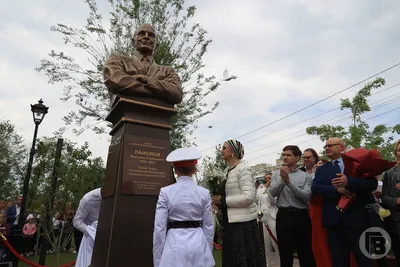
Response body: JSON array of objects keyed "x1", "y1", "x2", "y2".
[
  {"x1": 303, "y1": 156, "x2": 312, "y2": 159},
  {"x1": 323, "y1": 143, "x2": 341, "y2": 149}
]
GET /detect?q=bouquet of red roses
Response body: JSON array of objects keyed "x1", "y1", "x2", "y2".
[{"x1": 336, "y1": 148, "x2": 396, "y2": 212}]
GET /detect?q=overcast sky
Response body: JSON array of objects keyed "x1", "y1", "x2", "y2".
[{"x1": 1, "y1": 0, "x2": 399, "y2": 167}]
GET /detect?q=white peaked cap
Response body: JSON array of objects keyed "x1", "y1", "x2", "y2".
[{"x1": 166, "y1": 147, "x2": 202, "y2": 167}]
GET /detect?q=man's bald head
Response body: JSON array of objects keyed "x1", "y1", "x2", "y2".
[
  {"x1": 324, "y1": 137, "x2": 345, "y2": 160},
  {"x1": 329, "y1": 138, "x2": 344, "y2": 146}
]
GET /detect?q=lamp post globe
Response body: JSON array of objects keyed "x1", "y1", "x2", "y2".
[{"x1": 31, "y1": 99, "x2": 49, "y2": 125}]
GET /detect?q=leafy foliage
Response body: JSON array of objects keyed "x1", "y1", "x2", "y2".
[
  {"x1": 37, "y1": 0, "x2": 220, "y2": 149},
  {"x1": 27, "y1": 137, "x2": 105, "y2": 212},
  {"x1": 201, "y1": 145, "x2": 226, "y2": 173},
  {"x1": 198, "y1": 145, "x2": 226, "y2": 194},
  {"x1": 0, "y1": 119, "x2": 104, "y2": 213},
  {"x1": 340, "y1": 77, "x2": 386, "y2": 126},
  {"x1": 0, "y1": 120, "x2": 27, "y2": 201},
  {"x1": 306, "y1": 77, "x2": 400, "y2": 160}
]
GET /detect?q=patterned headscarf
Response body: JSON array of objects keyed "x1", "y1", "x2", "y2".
[{"x1": 226, "y1": 139, "x2": 244, "y2": 159}]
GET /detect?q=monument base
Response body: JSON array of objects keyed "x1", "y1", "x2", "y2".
[{"x1": 91, "y1": 98, "x2": 176, "y2": 267}]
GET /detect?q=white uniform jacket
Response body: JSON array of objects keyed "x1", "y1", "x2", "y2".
[
  {"x1": 73, "y1": 188, "x2": 101, "y2": 234},
  {"x1": 153, "y1": 176, "x2": 215, "y2": 267},
  {"x1": 75, "y1": 220, "x2": 97, "y2": 267}
]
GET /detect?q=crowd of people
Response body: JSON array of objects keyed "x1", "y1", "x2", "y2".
[
  {"x1": 1, "y1": 137, "x2": 400, "y2": 267},
  {"x1": 0, "y1": 185, "x2": 101, "y2": 267},
  {"x1": 154, "y1": 137, "x2": 400, "y2": 267},
  {"x1": 0, "y1": 197, "x2": 88, "y2": 266},
  {"x1": 252, "y1": 139, "x2": 400, "y2": 267}
]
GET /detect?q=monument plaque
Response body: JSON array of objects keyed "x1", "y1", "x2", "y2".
[{"x1": 122, "y1": 136, "x2": 170, "y2": 195}]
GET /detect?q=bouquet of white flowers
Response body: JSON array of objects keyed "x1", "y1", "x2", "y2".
[
  {"x1": 200, "y1": 169, "x2": 225, "y2": 195},
  {"x1": 199, "y1": 168, "x2": 225, "y2": 242}
]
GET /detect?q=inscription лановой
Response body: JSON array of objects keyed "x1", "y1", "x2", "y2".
[{"x1": 122, "y1": 136, "x2": 170, "y2": 195}]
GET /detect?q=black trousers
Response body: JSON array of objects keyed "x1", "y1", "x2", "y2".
[
  {"x1": 276, "y1": 208, "x2": 316, "y2": 267},
  {"x1": 326, "y1": 220, "x2": 372, "y2": 267},
  {"x1": 383, "y1": 215, "x2": 400, "y2": 266},
  {"x1": 73, "y1": 228, "x2": 83, "y2": 252},
  {"x1": 22, "y1": 236, "x2": 34, "y2": 253},
  {"x1": 9, "y1": 226, "x2": 21, "y2": 267}
]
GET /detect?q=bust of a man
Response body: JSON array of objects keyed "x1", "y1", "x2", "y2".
[{"x1": 103, "y1": 24, "x2": 183, "y2": 106}]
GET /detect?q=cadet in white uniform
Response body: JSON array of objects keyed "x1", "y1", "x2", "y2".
[
  {"x1": 73, "y1": 187, "x2": 102, "y2": 265},
  {"x1": 153, "y1": 147, "x2": 215, "y2": 267},
  {"x1": 73, "y1": 188, "x2": 102, "y2": 234}
]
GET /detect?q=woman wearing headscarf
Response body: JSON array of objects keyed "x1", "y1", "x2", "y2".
[{"x1": 212, "y1": 139, "x2": 266, "y2": 267}]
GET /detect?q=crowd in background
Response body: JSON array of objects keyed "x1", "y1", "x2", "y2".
[
  {"x1": 210, "y1": 138, "x2": 400, "y2": 267},
  {"x1": 0, "y1": 199, "x2": 83, "y2": 265},
  {"x1": 1, "y1": 138, "x2": 400, "y2": 267}
]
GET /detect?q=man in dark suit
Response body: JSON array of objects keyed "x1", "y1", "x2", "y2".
[
  {"x1": 5, "y1": 195, "x2": 23, "y2": 267},
  {"x1": 5, "y1": 196, "x2": 22, "y2": 228},
  {"x1": 312, "y1": 138, "x2": 377, "y2": 267},
  {"x1": 103, "y1": 24, "x2": 183, "y2": 106}
]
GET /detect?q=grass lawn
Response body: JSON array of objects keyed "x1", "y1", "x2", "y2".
[
  {"x1": 213, "y1": 249, "x2": 222, "y2": 267},
  {"x1": 17, "y1": 249, "x2": 223, "y2": 267}
]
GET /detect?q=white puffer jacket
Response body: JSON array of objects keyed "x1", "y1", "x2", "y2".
[{"x1": 224, "y1": 162, "x2": 258, "y2": 223}]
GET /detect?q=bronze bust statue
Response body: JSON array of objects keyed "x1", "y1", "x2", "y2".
[{"x1": 104, "y1": 24, "x2": 183, "y2": 106}]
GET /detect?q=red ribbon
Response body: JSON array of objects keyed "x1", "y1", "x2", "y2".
[
  {"x1": 0, "y1": 233, "x2": 76, "y2": 267},
  {"x1": 213, "y1": 242, "x2": 222, "y2": 250}
]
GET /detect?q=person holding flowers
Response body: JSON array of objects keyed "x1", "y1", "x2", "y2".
[
  {"x1": 211, "y1": 139, "x2": 265, "y2": 267},
  {"x1": 312, "y1": 138, "x2": 378, "y2": 267}
]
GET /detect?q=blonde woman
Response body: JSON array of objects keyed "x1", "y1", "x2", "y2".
[{"x1": 212, "y1": 139, "x2": 265, "y2": 267}]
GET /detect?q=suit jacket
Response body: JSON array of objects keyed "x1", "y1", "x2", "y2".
[
  {"x1": 5, "y1": 205, "x2": 18, "y2": 226},
  {"x1": 104, "y1": 53, "x2": 183, "y2": 105},
  {"x1": 312, "y1": 162, "x2": 377, "y2": 229},
  {"x1": 382, "y1": 166, "x2": 400, "y2": 222}
]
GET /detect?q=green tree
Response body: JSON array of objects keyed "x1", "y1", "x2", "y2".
[
  {"x1": 201, "y1": 145, "x2": 226, "y2": 173},
  {"x1": 27, "y1": 137, "x2": 105, "y2": 212},
  {"x1": 0, "y1": 120, "x2": 27, "y2": 201},
  {"x1": 198, "y1": 145, "x2": 226, "y2": 185},
  {"x1": 37, "y1": 0, "x2": 220, "y2": 149},
  {"x1": 306, "y1": 77, "x2": 400, "y2": 160}
]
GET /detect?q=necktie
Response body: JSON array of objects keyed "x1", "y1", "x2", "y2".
[
  {"x1": 141, "y1": 57, "x2": 150, "y2": 71},
  {"x1": 333, "y1": 160, "x2": 341, "y2": 174}
]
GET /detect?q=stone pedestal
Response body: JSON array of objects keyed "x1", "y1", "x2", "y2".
[{"x1": 91, "y1": 97, "x2": 176, "y2": 267}]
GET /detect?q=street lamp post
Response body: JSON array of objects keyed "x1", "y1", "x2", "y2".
[{"x1": 18, "y1": 99, "x2": 49, "y2": 228}]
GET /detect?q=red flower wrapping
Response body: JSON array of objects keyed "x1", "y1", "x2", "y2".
[{"x1": 336, "y1": 148, "x2": 396, "y2": 213}]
